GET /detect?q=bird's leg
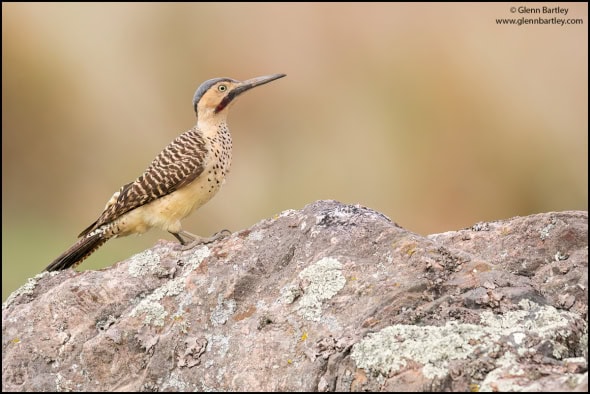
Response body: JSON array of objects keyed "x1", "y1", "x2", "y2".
[{"x1": 171, "y1": 229, "x2": 231, "y2": 251}]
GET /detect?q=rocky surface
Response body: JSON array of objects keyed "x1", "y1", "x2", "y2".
[{"x1": 2, "y1": 200, "x2": 588, "y2": 391}]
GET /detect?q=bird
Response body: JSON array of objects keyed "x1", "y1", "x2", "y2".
[{"x1": 45, "y1": 73, "x2": 286, "y2": 271}]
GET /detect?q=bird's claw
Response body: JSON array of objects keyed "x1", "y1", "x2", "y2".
[{"x1": 178, "y1": 229, "x2": 231, "y2": 251}]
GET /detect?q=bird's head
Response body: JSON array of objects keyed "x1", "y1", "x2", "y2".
[{"x1": 192, "y1": 74, "x2": 286, "y2": 123}]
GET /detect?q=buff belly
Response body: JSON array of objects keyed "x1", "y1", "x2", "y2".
[{"x1": 113, "y1": 174, "x2": 224, "y2": 237}]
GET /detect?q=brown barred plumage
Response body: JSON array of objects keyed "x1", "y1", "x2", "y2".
[
  {"x1": 46, "y1": 74, "x2": 286, "y2": 271},
  {"x1": 78, "y1": 128, "x2": 210, "y2": 238}
]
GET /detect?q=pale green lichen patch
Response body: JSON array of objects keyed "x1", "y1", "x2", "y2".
[
  {"x1": 128, "y1": 246, "x2": 210, "y2": 326},
  {"x1": 579, "y1": 326, "x2": 588, "y2": 359},
  {"x1": 247, "y1": 230, "x2": 265, "y2": 242},
  {"x1": 351, "y1": 300, "x2": 584, "y2": 379},
  {"x1": 279, "y1": 284, "x2": 301, "y2": 305},
  {"x1": 206, "y1": 334, "x2": 231, "y2": 357},
  {"x1": 162, "y1": 371, "x2": 189, "y2": 391},
  {"x1": 278, "y1": 209, "x2": 297, "y2": 218},
  {"x1": 131, "y1": 302, "x2": 167, "y2": 327},
  {"x1": 210, "y1": 295, "x2": 237, "y2": 326},
  {"x1": 3, "y1": 273, "x2": 46, "y2": 310},
  {"x1": 130, "y1": 277, "x2": 186, "y2": 326},
  {"x1": 297, "y1": 257, "x2": 346, "y2": 321},
  {"x1": 128, "y1": 250, "x2": 165, "y2": 277},
  {"x1": 351, "y1": 322, "x2": 487, "y2": 379},
  {"x1": 185, "y1": 246, "x2": 211, "y2": 271},
  {"x1": 539, "y1": 219, "x2": 556, "y2": 240}
]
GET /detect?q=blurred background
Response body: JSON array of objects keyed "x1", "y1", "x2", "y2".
[{"x1": 2, "y1": 3, "x2": 587, "y2": 300}]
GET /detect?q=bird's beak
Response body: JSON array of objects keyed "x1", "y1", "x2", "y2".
[
  {"x1": 215, "y1": 74, "x2": 286, "y2": 113},
  {"x1": 233, "y1": 74, "x2": 286, "y2": 96}
]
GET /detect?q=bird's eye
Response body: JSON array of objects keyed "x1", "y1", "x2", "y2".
[{"x1": 218, "y1": 84, "x2": 227, "y2": 92}]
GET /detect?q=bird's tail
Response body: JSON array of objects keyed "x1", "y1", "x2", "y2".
[{"x1": 45, "y1": 230, "x2": 112, "y2": 271}]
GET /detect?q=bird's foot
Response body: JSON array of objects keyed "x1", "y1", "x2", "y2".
[{"x1": 173, "y1": 229, "x2": 231, "y2": 251}]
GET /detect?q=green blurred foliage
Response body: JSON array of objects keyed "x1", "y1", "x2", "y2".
[{"x1": 2, "y1": 3, "x2": 588, "y2": 300}]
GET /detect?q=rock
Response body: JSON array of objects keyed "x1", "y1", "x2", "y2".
[{"x1": 2, "y1": 201, "x2": 587, "y2": 391}]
